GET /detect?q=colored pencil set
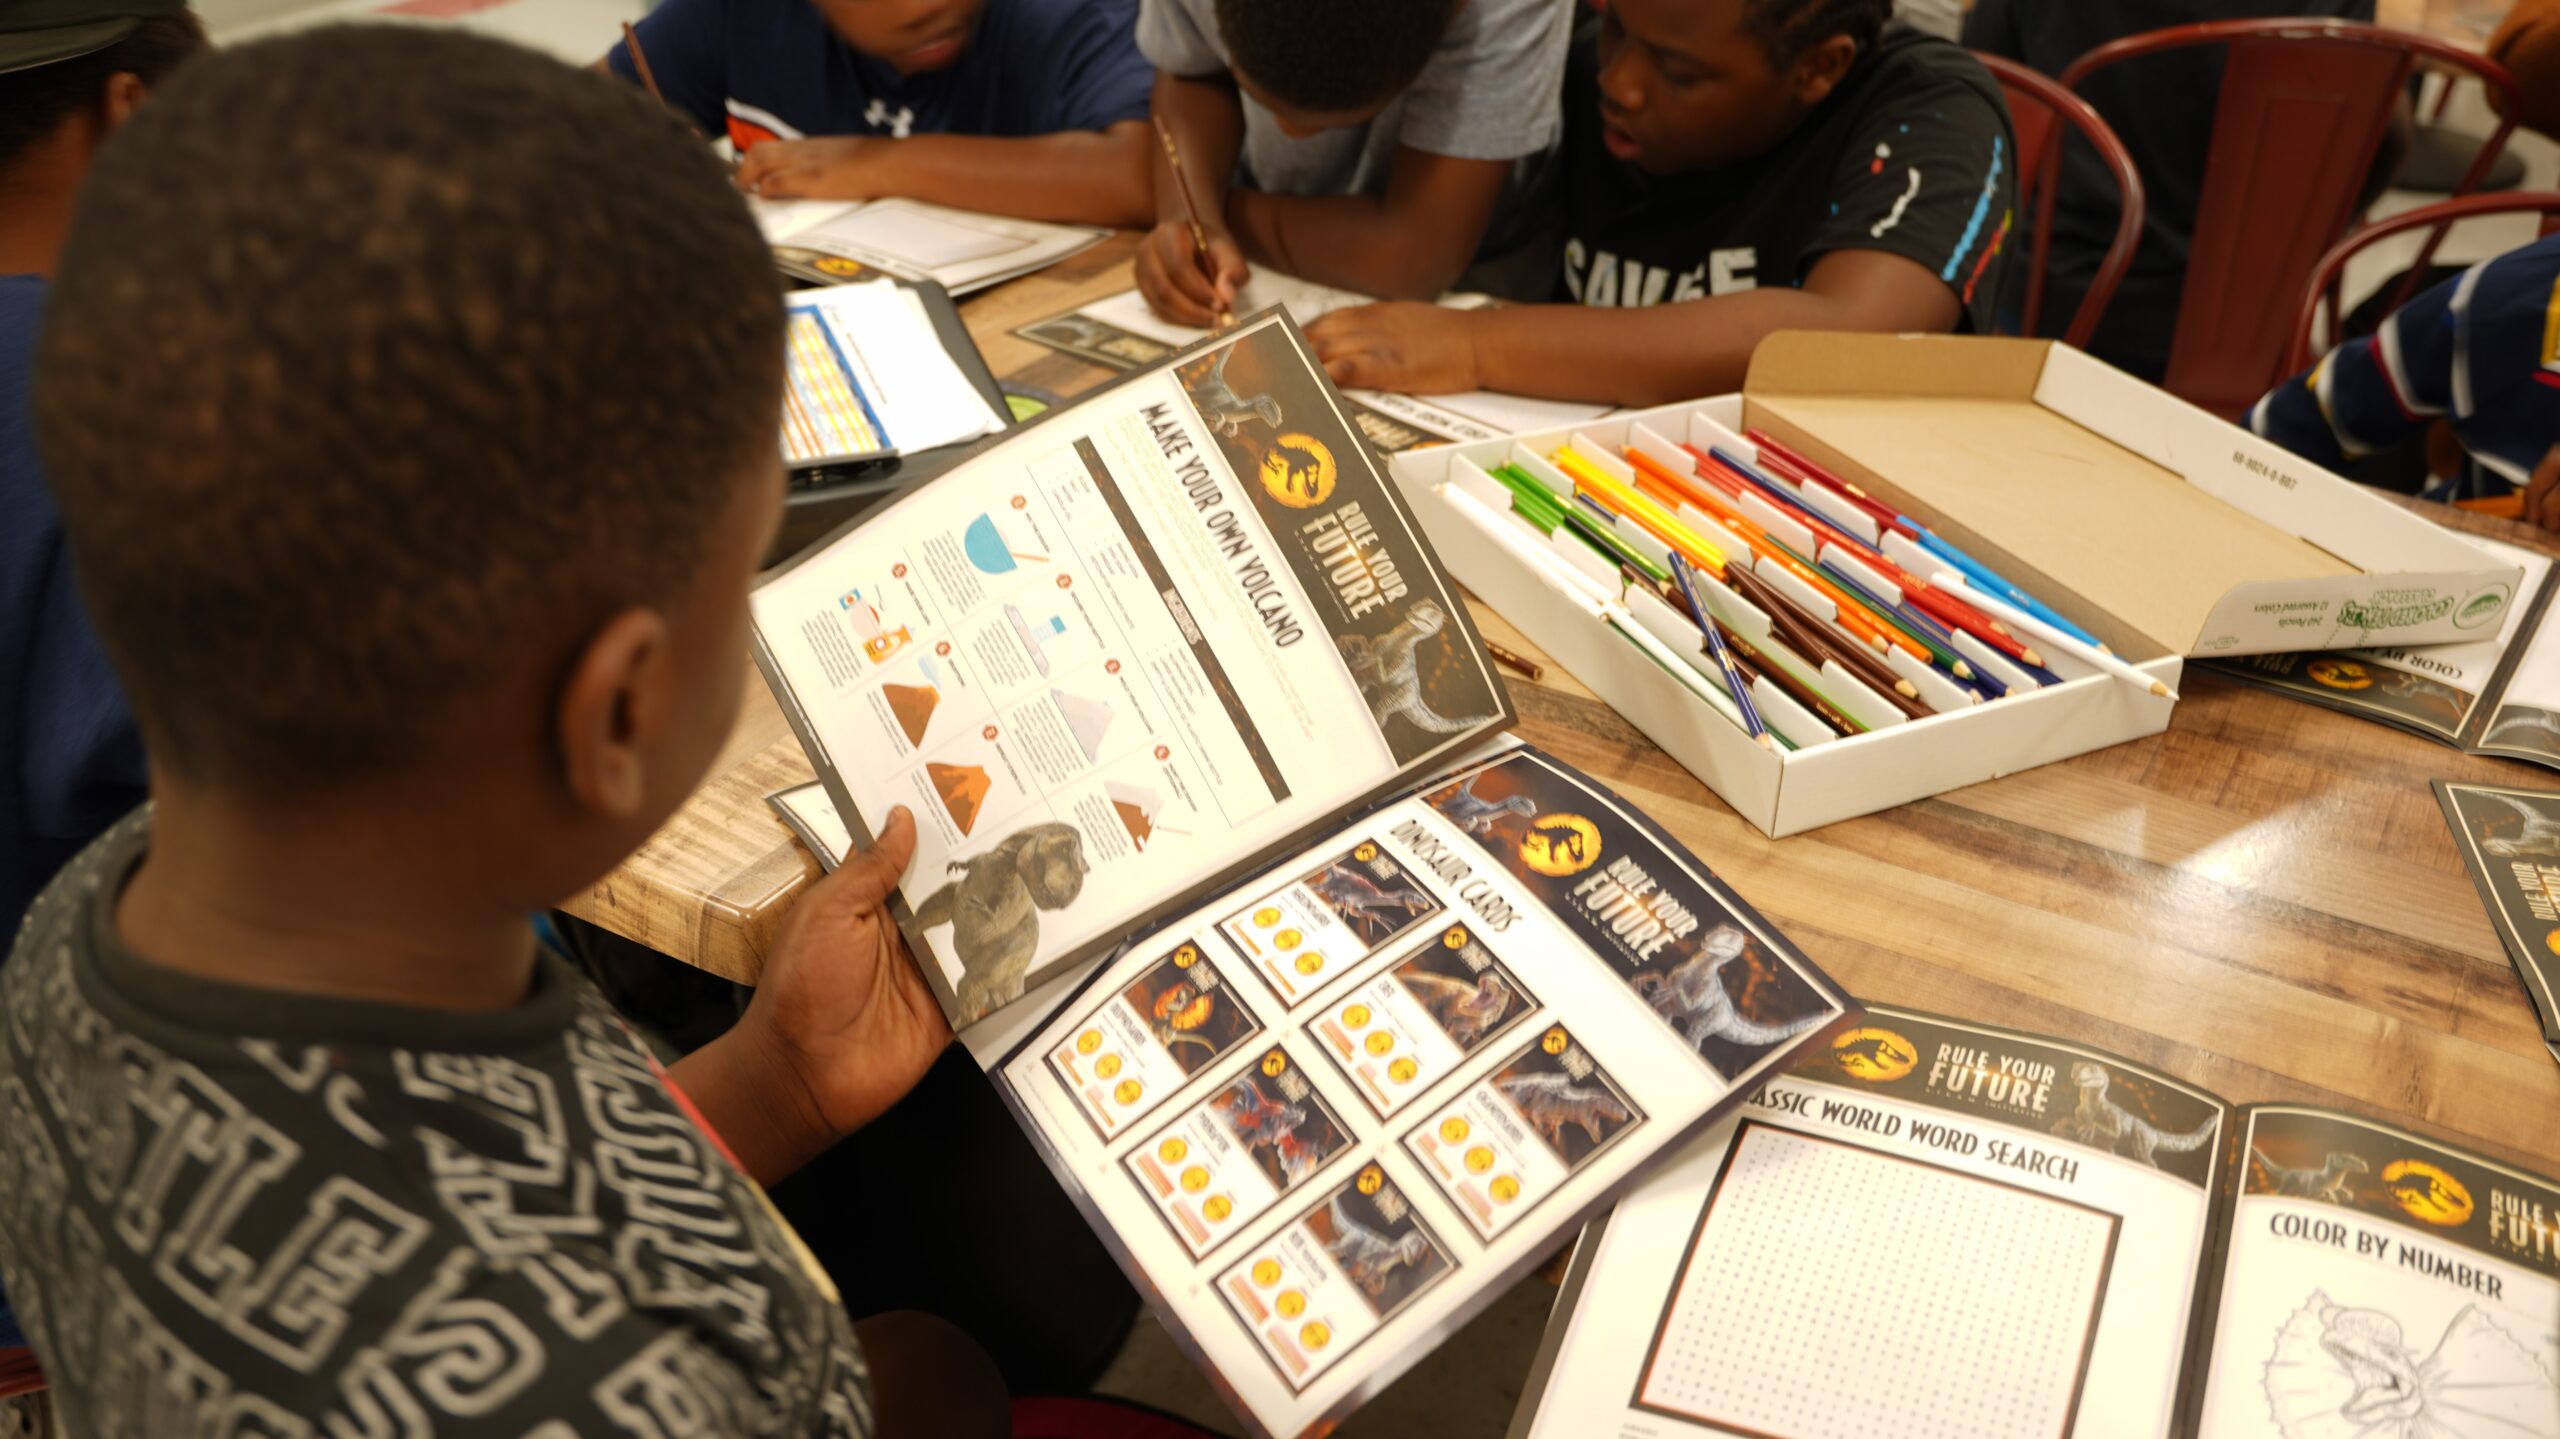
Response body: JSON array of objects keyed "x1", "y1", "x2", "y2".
[{"x1": 1462, "y1": 419, "x2": 2171, "y2": 754}]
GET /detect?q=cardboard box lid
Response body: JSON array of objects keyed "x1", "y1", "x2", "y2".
[{"x1": 1740, "y1": 332, "x2": 2502, "y2": 659}]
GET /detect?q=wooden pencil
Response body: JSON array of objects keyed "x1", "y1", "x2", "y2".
[
  {"x1": 1729, "y1": 565, "x2": 1931, "y2": 719},
  {"x1": 1152, "y1": 118, "x2": 1232, "y2": 330},
  {"x1": 622, "y1": 22, "x2": 669, "y2": 107}
]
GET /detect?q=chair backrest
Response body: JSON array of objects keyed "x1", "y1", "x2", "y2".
[
  {"x1": 2286, "y1": 190, "x2": 2560, "y2": 372},
  {"x1": 2061, "y1": 19, "x2": 2520, "y2": 420},
  {"x1": 1971, "y1": 50, "x2": 2147, "y2": 350}
]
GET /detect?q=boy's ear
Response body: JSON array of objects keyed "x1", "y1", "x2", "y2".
[
  {"x1": 100, "y1": 71, "x2": 149, "y2": 130},
  {"x1": 1788, "y1": 34, "x2": 1860, "y2": 109},
  {"x1": 556, "y1": 607, "x2": 674, "y2": 821}
]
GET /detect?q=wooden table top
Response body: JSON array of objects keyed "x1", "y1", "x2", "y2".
[{"x1": 562, "y1": 238, "x2": 2560, "y2": 1175}]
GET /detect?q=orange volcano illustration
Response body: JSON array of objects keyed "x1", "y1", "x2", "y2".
[
  {"x1": 884, "y1": 682, "x2": 939, "y2": 746},
  {"x1": 928, "y1": 762, "x2": 992, "y2": 835}
]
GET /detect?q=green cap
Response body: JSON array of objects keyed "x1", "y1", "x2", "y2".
[{"x1": 0, "y1": 0, "x2": 190, "y2": 76}]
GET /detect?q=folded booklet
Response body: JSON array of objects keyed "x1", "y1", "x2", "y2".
[
  {"x1": 993, "y1": 743, "x2": 1853, "y2": 1439},
  {"x1": 2438, "y1": 779, "x2": 2560, "y2": 1066},
  {"x1": 2208, "y1": 534, "x2": 2560, "y2": 767},
  {"x1": 754, "y1": 195, "x2": 1106, "y2": 295},
  {"x1": 751, "y1": 312, "x2": 1516, "y2": 1028},
  {"x1": 1513, "y1": 1004, "x2": 2560, "y2": 1439}
]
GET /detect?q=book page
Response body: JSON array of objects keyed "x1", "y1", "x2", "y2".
[
  {"x1": 767, "y1": 197, "x2": 1105, "y2": 295},
  {"x1": 1015, "y1": 284, "x2": 1614, "y2": 452},
  {"x1": 2195, "y1": 1108, "x2": 2559, "y2": 1438},
  {"x1": 2479, "y1": 576, "x2": 2560, "y2": 766},
  {"x1": 997, "y1": 747, "x2": 1851, "y2": 1439},
  {"x1": 2207, "y1": 537, "x2": 2551, "y2": 746},
  {"x1": 781, "y1": 282, "x2": 1003, "y2": 465},
  {"x1": 2435, "y1": 780, "x2": 2560, "y2": 1059},
  {"x1": 1520, "y1": 1009, "x2": 2230, "y2": 1439},
  {"x1": 752, "y1": 315, "x2": 1510, "y2": 1025}
]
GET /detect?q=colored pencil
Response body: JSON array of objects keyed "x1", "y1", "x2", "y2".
[
  {"x1": 1153, "y1": 118, "x2": 1232, "y2": 330},
  {"x1": 1929, "y1": 570, "x2": 2175, "y2": 700},
  {"x1": 622, "y1": 22, "x2": 670, "y2": 107},
  {"x1": 1492, "y1": 464, "x2": 1670, "y2": 584},
  {"x1": 1727, "y1": 564, "x2": 1931, "y2": 718},
  {"x1": 1672, "y1": 553, "x2": 1769, "y2": 748},
  {"x1": 1544, "y1": 450, "x2": 1731, "y2": 577}
]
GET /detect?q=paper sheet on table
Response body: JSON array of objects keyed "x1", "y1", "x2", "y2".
[
  {"x1": 782, "y1": 281, "x2": 1004, "y2": 463},
  {"x1": 754, "y1": 196, "x2": 1106, "y2": 295}
]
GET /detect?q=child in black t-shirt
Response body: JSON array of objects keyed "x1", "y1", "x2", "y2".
[{"x1": 1308, "y1": 0, "x2": 2016, "y2": 408}]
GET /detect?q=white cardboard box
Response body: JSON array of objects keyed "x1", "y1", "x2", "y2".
[{"x1": 1389, "y1": 333, "x2": 2523, "y2": 837}]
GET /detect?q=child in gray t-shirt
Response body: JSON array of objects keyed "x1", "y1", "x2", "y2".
[{"x1": 1134, "y1": 0, "x2": 1571, "y2": 323}]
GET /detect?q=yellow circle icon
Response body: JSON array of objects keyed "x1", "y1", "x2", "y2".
[
  {"x1": 1261, "y1": 1051, "x2": 1288, "y2": 1078},
  {"x1": 1276, "y1": 1290, "x2": 1306, "y2": 1318},
  {"x1": 1543, "y1": 1027, "x2": 1570, "y2": 1055},
  {"x1": 1440, "y1": 1117, "x2": 1470, "y2": 1143},
  {"x1": 1354, "y1": 843, "x2": 1378, "y2": 861},
  {"x1": 1365, "y1": 1031, "x2": 1395, "y2": 1056},
  {"x1": 1300, "y1": 1321, "x2": 1333, "y2": 1351},
  {"x1": 1254, "y1": 906, "x2": 1281, "y2": 927},
  {"x1": 1343, "y1": 1004, "x2": 1372, "y2": 1029},
  {"x1": 1356, "y1": 1166, "x2": 1384, "y2": 1196},
  {"x1": 1252, "y1": 1259, "x2": 1282, "y2": 1287},
  {"x1": 1160, "y1": 1137, "x2": 1188, "y2": 1164},
  {"x1": 1095, "y1": 1054, "x2": 1122, "y2": 1079},
  {"x1": 1465, "y1": 1145, "x2": 1495, "y2": 1174},
  {"x1": 1114, "y1": 1079, "x2": 1143, "y2": 1106},
  {"x1": 1076, "y1": 1029, "x2": 1102, "y2": 1054},
  {"x1": 1275, "y1": 929, "x2": 1303, "y2": 951},
  {"x1": 1444, "y1": 927, "x2": 1467, "y2": 948},
  {"x1": 1389, "y1": 1057, "x2": 1418, "y2": 1084},
  {"x1": 1203, "y1": 1195, "x2": 1232, "y2": 1222},
  {"x1": 1518, "y1": 813, "x2": 1602, "y2": 877},
  {"x1": 1173, "y1": 944, "x2": 1198, "y2": 968},
  {"x1": 1491, "y1": 1175, "x2": 1521, "y2": 1204},
  {"x1": 1182, "y1": 1165, "x2": 1210, "y2": 1193},
  {"x1": 1296, "y1": 953, "x2": 1325, "y2": 975}
]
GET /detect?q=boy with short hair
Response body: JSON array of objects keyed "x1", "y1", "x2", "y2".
[
  {"x1": 615, "y1": 0, "x2": 1156, "y2": 226},
  {"x1": 1306, "y1": 0, "x2": 2016, "y2": 408},
  {"x1": 0, "y1": 25, "x2": 1001, "y2": 1436},
  {"x1": 1134, "y1": 0, "x2": 1573, "y2": 324}
]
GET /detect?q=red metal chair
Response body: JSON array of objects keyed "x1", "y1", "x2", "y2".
[
  {"x1": 2059, "y1": 19, "x2": 2520, "y2": 420},
  {"x1": 2285, "y1": 190, "x2": 2560, "y2": 373},
  {"x1": 1971, "y1": 51, "x2": 2146, "y2": 350}
]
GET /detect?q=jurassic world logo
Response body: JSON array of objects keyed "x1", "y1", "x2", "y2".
[
  {"x1": 1829, "y1": 1027, "x2": 1919, "y2": 1082},
  {"x1": 1259, "y1": 432, "x2": 1338, "y2": 509},
  {"x1": 2338, "y1": 594, "x2": 2453, "y2": 631},
  {"x1": 2382, "y1": 1159, "x2": 2473, "y2": 1227},
  {"x1": 1518, "y1": 813, "x2": 1601, "y2": 878}
]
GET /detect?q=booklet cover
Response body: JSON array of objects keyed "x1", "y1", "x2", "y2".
[
  {"x1": 995, "y1": 744, "x2": 1854, "y2": 1439},
  {"x1": 2437, "y1": 779, "x2": 2560, "y2": 1065},
  {"x1": 751, "y1": 312, "x2": 1515, "y2": 1027},
  {"x1": 1510, "y1": 1005, "x2": 2560, "y2": 1439}
]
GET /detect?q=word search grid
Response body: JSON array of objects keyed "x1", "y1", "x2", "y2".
[{"x1": 1636, "y1": 1122, "x2": 2120, "y2": 1439}]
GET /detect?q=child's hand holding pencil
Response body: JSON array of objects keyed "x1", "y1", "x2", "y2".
[{"x1": 1139, "y1": 118, "x2": 1246, "y2": 329}]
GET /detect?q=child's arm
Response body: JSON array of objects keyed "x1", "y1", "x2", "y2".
[
  {"x1": 1308, "y1": 249, "x2": 1960, "y2": 407},
  {"x1": 1135, "y1": 69, "x2": 1251, "y2": 327},
  {"x1": 2248, "y1": 263, "x2": 2466, "y2": 479},
  {"x1": 734, "y1": 126, "x2": 1154, "y2": 228},
  {"x1": 1225, "y1": 145, "x2": 1514, "y2": 302}
]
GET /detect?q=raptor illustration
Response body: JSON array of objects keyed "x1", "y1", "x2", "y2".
[
  {"x1": 1628, "y1": 925, "x2": 1823, "y2": 1055},
  {"x1": 2481, "y1": 708, "x2": 2560, "y2": 757},
  {"x1": 1395, "y1": 969, "x2": 1517, "y2": 1047},
  {"x1": 1321, "y1": 1196, "x2": 1434, "y2": 1303},
  {"x1": 912, "y1": 822, "x2": 1089, "y2": 1023},
  {"x1": 1494, "y1": 1070, "x2": 1631, "y2": 1150},
  {"x1": 1311, "y1": 865, "x2": 1432, "y2": 943},
  {"x1": 2263, "y1": 1291, "x2": 2558, "y2": 1439},
  {"x1": 2473, "y1": 790, "x2": 2560, "y2": 860},
  {"x1": 1188, "y1": 348, "x2": 1281, "y2": 438},
  {"x1": 1218, "y1": 1077, "x2": 1319, "y2": 1185},
  {"x1": 1338, "y1": 600, "x2": 1492, "y2": 740},
  {"x1": 2251, "y1": 1147, "x2": 2369, "y2": 1204},
  {"x1": 2051, "y1": 1062, "x2": 2216, "y2": 1167},
  {"x1": 1435, "y1": 773, "x2": 1538, "y2": 836}
]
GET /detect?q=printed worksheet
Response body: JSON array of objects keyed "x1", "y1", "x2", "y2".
[
  {"x1": 2437, "y1": 779, "x2": 2560, "y2": 1063},
  {"x1": 999, "y1": 746, "x2": 1852, "y2": 1439},
  {"x1": 756, "y1": 195, "x2": 1106, "y2": 295},
  {"x1": 753, "y1": 314, "x2": 1511, "y2": 1025}
]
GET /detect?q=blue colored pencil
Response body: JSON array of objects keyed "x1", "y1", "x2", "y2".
[
  {"x1": 1670, "y1": 552, "x2": 1770, "y2": 748},
  {"x1": 1901, "y1": 523, "x2": 2105, "y2": 651}
]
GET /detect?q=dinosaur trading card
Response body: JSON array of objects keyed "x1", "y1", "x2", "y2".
[
  {"x1": 1046, "y1": 938, "x2": 1263, "y2": 1141},
  {"x1": 1124, "y1": 1045, "x2": 1355, "y2": 1260},
  {"x1": 1220, "y1": 839, "x2": 1445, "y2": 1009},
  {"x1": 1403, "y1": 1025, "x2": 1643, "y2": 1241},
  {"x1": 1311, "y1": 923, "x2": 1541, "y2": 1119},
  {"x1": 1215, "y1": 1162, "x2": 1457, "y2": 1393},
  {"x1": 2436, "y1": 780, "x2": 2560, "y2": 1046}
]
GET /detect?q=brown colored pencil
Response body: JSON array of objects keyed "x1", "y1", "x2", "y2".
[
  {"x1": 1728, "y1": 565, "x2": 1927, "y2": 716},
  {"x1": 622, "y1": 22, "x2": 669, "y2": 107},
  {"x1": 1719, "y1": 629, "x2": 1860, "y2": 738},
  {"x1": 1152, "y1": 117, "x2": 1233, "y2": 330}
]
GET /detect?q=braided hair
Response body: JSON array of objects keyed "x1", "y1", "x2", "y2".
[{"x1": 1742, "y1": 0, "x2": 1891, "y2": 68}]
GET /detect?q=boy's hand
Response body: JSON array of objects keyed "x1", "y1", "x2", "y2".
[
  {"x1": 737, "y1": 807, "x2": 950, "y2": 1142},
  {"x1": 1307, "y1": 302, "x2": 1481, "y2": 395},
  {"x1": 735, "y1": 137, "x2": 892, "y2": 201},
  {"x1": 2527, "y1": 446, "x2": 2560, "y2": 532},
  {"x1": 1137, "y1": 218, "x2": 1247, "y2": 329}
]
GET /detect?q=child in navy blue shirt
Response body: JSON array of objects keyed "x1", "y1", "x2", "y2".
[{"x1": 608, "y1": 0, "x2": 1156, "y2": 226}]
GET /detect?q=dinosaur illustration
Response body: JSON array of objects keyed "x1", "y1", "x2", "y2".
[
  {"x1": 1142, "y1": 978, "x2": 1230, "y2": 1063},
  {"x1": 1495, "y1": 1070, "x2": 1631, "y2": 1150},
  {"x1": 1628, "y1": 925, "x2": 1823, "y2": 1056},
  {"x1": 2251, "y1": 1147, "x2": 2369, "y2": 1204},
  {"x1": 2263, "y1": 1291, "x2": 2558, "y2": 1438},
  {"x1": 1188, "y1": 348, "x2": 1281, "y2": 437},
  {"x1": 912, "y1": 822, "x2": 1089, "y2": 1022},
  {"x1": 2051, "y1": 1062, "x2": 2215, "y2": 1167},
  {"x1": 1395, "y1": 969, "x2": 1517, "y2": 1047},
  {"x1": 1435, "y1": 772, "x2": 1538, "y2": 836},
  {"x1": 1310, "y1": 865, "x2": 1432, "y2": 943},
  {"x1": 1218, "y1": 1077, "x2": 1319, "y2": 1184},
  {"x1": 2374, "y1": 671, "x2": 2466, "y2": 729},
  {"x1": 1321, "y1": 1196, "x2": 1434, "y2": 1302},
  {"x1": 2473, "y1": 791, "x2": 2560, "y2": 858},
  {"x1": 1834, "y1": 1034, "x2": 1915, "y2": 1074},
  {"x1": 1338, "y1": 600, "x2": 1492, "y2": 741},
  {"x1": 2481, "y1": 708, "x2": 2560, "y2": 756}
]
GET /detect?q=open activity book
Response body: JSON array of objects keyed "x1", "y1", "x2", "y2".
[
  {"x1": 1513, "y1": 1005, "x2": 2560, "y2": 1439},
  {"x1": 751, "y1": 312, "x2": 1525, "y2": 1029}
]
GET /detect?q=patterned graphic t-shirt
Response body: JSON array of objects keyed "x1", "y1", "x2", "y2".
[{"x1": 0, "y1": 815, "x2": 872, "y2": 1437}]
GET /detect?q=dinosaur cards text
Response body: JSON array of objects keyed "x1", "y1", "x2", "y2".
[{"x1": 1220, "y1": 840, "x2": 1444, "y2": 1008}]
